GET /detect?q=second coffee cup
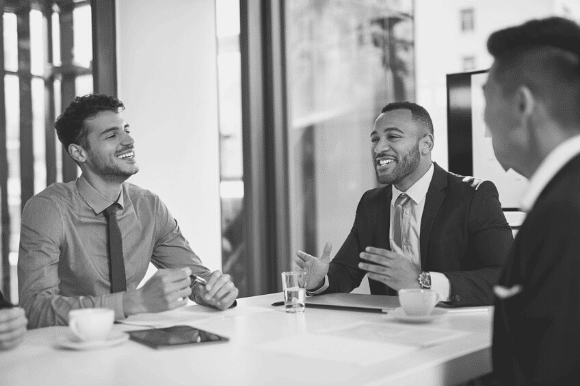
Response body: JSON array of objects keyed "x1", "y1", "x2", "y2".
[
  {"x1": 398, "y1": 289, "x2": 439, "y2": 316},
  {"x1": 68, "y1": 308, "x2": 114, "y2": 342}
]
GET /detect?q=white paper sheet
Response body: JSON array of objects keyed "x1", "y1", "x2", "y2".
[
  {"x1": 318, "y1": 321, "x2": 471, "y2": 348},
  {"x1": 119, "y1": 304, "x2": 270, "y2": 328},
  {"x1": 253, "y1": 334, "x2": 417, "y2": 367}
]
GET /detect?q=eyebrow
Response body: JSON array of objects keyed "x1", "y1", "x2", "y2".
[{"x1": 370, "y1": 127, "x2": 404, "y2": 137}]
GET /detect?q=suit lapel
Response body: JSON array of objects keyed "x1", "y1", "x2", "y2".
[{"x1": 420, "y1": 163, "x2": 447, "y2": 268}]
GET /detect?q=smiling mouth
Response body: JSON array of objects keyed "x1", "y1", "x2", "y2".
[
  {"x1": 376, "y1": 158, "x2": 395, "y2": 167},
  {"x1": 117, "y1": 150, "x2": 135, "y2": 160}
]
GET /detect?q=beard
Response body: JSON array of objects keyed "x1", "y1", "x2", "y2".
[
  {"x1": 375, "y1": 141, "x2": 421, "y2": 185},
  {"x1": 87, "y1": 152, "x2": 139, "y2": 183}
]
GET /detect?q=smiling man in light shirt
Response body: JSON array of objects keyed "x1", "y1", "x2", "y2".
[
  {"x1": 295, "y1": 101, "x2": 513, "y2": 306},
  {"x1": 18, "y1": 94, "x2": 238, "y2": 329},
  {"x1": 483, "y1": 17, "x2": 580, "y2": 385}
]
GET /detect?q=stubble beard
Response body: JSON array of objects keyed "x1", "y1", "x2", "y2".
[{"x1": 375, "y1": 142, "x2": 421, "y2": 185}]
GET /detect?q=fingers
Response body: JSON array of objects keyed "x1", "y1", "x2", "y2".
[
  {"x1": 294, "y1": 254, "x2": 307, "y2": 269},
  {"x1": 321, "y1": 242, "x2": 333, "y2": 263},
  {"x1": 0, "y1": 307, "x2": 26, "y2": 325},
  {"x1": 363, "y1": 247, "x2": 398, "y2": 258},
  {"x1": 0, "y1": 309, "x2": 27, "y2": 351},
  {"x1": 367, "y1": 272, "x2": 389, "y2": 286},
  {"x1": 295, "y1": 250, "x2": 314, "y2": 262},
  {"x1": 215, "y1": 286, "x2": 239, "y2": 310},
  {"x1": 204, "y1": 271, "x2": 230, "y2": 300},
  {"x1": 153, "y1": 268, "x2": 191, "y2": 284},
  {"x1": 203, "y1": 271, "x2": 239, "y2": 309},
  {"x1": 358, "y1": 261, "x2": 390, "y2": 277},
  {"x1": 0, "y1": 329, "x2": 26, "y2": 350}
]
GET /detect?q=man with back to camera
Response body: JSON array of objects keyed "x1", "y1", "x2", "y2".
[
  {"x1": 294, "y1": 101, "x2": 513, "y2": 306},
  {"x1": 18, "y1": 94, "x2": 238, "y2": 329},
  {"x1": 484, "y1": 17, "x2": 580, "y2": 384}
]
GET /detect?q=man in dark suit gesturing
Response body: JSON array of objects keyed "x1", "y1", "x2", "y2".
[
  {"x1": 484, "y1": 17, "x2": 580, "y2": 385},
  {"x1": 295, "y1": 102, "x2": 513, "y2": 306}
]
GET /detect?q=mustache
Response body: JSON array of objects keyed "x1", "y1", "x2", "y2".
[
  {"x1": 116, "y1": 145, "x2": 134, "y2": 154},
  {"x1": 375, "y1": 152, "x2": 397, "y2": 160}
]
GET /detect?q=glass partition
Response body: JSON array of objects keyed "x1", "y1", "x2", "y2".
[{"x1": 285, "y1": 0, "x2": 415, "y2": 290}]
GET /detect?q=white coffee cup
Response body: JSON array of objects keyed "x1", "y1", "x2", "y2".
[
  {"x1": 68, "y1": 308, "x2": 114, "y2": 342},
  {"x1": 398, "y1": 289, "x2": 439, "y2": 316}
]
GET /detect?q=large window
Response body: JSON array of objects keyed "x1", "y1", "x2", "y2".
[
  {"x1": 1, "y1": 0, "x2": 93, "y2": 303},
  {"x1": 285, "y1": 0, "x2": 415, "y2": 290}
]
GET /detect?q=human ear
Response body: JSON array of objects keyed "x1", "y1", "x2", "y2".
[
  {"x1": 68, "y1": 144, "x2": 86, "y2": 163},
  {"x1": 516, "y1": 85, "x2": 534, "y2": 120},
  {"x1": 420, "y1": 133, "x2": 434, "y2": 155}
]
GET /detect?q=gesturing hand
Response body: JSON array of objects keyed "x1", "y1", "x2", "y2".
[
  {"x1": 358, "y1": 247, "x2": 421, "y2": 291},
  {"x1": 124, "y1": 267, "x2": 193, "y2": 316},
  {"x1": 294, "y1": 242, "x2": 332, "y2": 290},
  {"x1": 194, "y1": 270, "x2": 238, "y2": 310}
]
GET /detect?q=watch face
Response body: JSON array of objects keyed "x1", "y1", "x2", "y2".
[{"x1": 420, "y1": 272, "x2": 431, "y2": 289}]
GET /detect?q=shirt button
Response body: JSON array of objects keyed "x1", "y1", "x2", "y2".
[{"x1": 455, "y1": 295, "x2": 461, "y2": 302}]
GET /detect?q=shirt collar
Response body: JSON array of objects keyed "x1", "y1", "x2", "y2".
[
  {"x1": 392, "y1": 162, "x2": 435, "y2": 205},
  {"x1": 76, "y1": 175, "x2": 125, "y2": 215},
  {"x1": 521, "y1": 134, "x2": 580, "y2": 212}
]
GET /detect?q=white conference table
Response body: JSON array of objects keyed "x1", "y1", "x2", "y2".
[{"x1": 0, "y1": 293, "x2": 492, "y2": 386}]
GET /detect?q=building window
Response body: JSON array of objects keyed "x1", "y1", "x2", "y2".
[
  {"x1": 1, "y1": 0, "x2": 93, "y2": 303},
  {"x1": 463, "y1": 56, "x2": 476, "y2": 71},
  {"x1": 460, "y1": 9, "x2": 474, "y2": 32}
]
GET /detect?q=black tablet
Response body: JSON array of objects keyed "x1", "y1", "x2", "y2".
[{"x1": 128, "y1": 325, "x2": 229, "y2": 349}]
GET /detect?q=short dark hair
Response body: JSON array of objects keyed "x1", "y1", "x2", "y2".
[
  {"x1": 487, "y1": 17, "x2": 580, "y2": 128},
  {"x1": 55, "y1": 93, "x2": 125, "y2": 152},
  {"x1": 381, "y1": 101, "x2": 434, "y2": 135}
]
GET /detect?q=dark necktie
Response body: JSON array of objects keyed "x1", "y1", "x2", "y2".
[
  {"x1": 393, "y1": 193, "x2": 411, "y2": 251},
  {"x1": 104, "y1": 203, "x2": 127, "y2": 293}
]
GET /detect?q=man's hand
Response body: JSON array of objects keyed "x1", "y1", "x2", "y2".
[
  {"x1": 0, "y1": 308, "x2": 28, "y2": 351},
  {"x1": 358, "y1": 247, "x2": 421, "y2": 291},
  {"x1": 294, "y1": 242, "x2": 332, "y2": 290},
  {"x1": 123, "y1": 268, "x2": 193, "y2": 316},
  {"x1": 194, "y1": 271, "x2": 238, "y2": 310}
]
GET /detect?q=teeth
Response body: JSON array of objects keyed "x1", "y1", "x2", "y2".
[
  {"x1": 117, "y1": 151, "x2": 134, "y2": 159},
  {"x1": 378, "y1": 159, "x2": 394, "y2": 166}
]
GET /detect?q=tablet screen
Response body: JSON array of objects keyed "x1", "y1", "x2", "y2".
[{"x1": 128, "y1": 325, "x2": 229, "y2": 349}]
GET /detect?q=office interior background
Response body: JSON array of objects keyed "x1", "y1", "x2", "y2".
[{"x1": 1, "y1": 0, "x2": 579, "y2": 303}]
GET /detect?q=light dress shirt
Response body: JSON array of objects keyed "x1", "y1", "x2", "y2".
[
  {"x1": 312, "y1": 163, "x2": 451, "y2": 301},
  {"x1": 18, "y1": 175, "x2": 211, "y2": 328},
  {"x1": 521, "y1": 134, "x2": 580, "y2": 212}
]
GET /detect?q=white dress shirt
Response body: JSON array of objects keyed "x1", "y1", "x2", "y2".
[
  {"x1": 521, "y1": 134, "x2": 580, "y2": 212},
  {"x1": 390, "y1": 163, "x2": 450, "y2": 301},
  {"x1": 311, "y1": 163, "x2": 451, "y2": 301}
]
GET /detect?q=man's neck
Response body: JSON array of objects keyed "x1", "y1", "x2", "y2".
[
  {"x1": 82, "y1": 171, "x2": 125, "y2": 202},
  {"x1": 394, "y1": 159, "x2": 432, "y2": 192},
  {"x1": 521, "y1": 124, "x2": 575, "y2": 179}
]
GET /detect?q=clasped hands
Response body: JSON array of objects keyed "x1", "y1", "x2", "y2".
[
  {"x1": 295, "y1": 243, "x2": 421, "y2": 291},
  {"x1": 123, "y1": 268, "x2": 238, "y2": 316}
]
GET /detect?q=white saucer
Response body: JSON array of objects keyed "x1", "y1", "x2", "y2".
[
  {"x1": 56, "y1": 331, "x2": 130, "y2": 350},
  {"x1": 389, "y1": 308, "x2": 446, "y2": 323}
]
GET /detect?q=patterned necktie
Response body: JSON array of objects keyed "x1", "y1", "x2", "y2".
[
  {"x1": 104, "y1": 203, "x2": 127, "y2": 293},
  {"x1": 393, "y1": 193, "x2": 411, "y2": 251}
]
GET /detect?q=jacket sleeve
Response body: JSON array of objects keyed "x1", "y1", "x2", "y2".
[
  {"x1": 325, "y1": 193, "x2": 369, "y2": 293},
  {"x1": 443, "y1": 180, "x2": 513, "y2": 306}
]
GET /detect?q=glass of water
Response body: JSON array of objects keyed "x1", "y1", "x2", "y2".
[{"x1": 281, "y1": 271, "x2": 307, "y2": 313}]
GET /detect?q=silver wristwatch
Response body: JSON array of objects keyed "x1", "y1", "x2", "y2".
[{"x1": 418, "y1": 271, "x2": 432, "y2": 289}]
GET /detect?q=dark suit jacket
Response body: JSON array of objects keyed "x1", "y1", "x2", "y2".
[
  {"x1": 493, "y1": 154, "x2": 580, "y2": 385},
  {"x1": 325, "y1": 162, "x2": 513, "y2": 306}
]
